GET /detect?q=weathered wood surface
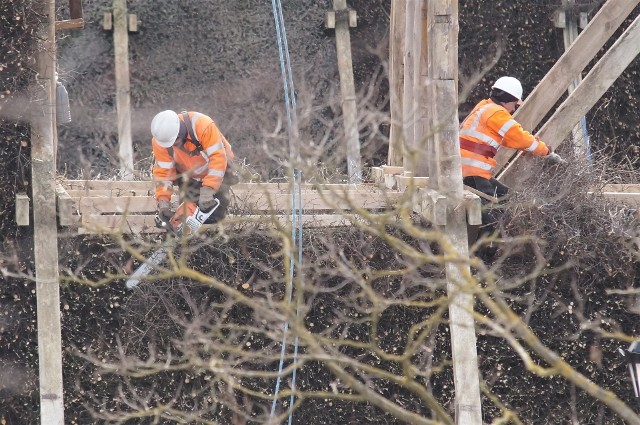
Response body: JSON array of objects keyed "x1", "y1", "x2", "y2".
[{"x1": 59, "y1": 180, "x2": 406, "y2": 234}]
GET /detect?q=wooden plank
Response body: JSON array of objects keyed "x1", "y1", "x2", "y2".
[
  {"x1": 55, "y1": 18, "x2": 84, "y2": 31},
  {"x1": 601, "y1": 192, "x2": 640, "y2": 207},
  {"x1": 500, "y1": 13, "x2": 640, "y2": 185},
  {"x1": 78, "y1": 213, "x2": 394, "y2": 234},
  {"x1": 55, "y1": 184, "x2": 74, "y2": 226},
  {"x1": 16, "y1": 193, "x2": 30, "y2": 226},
  {"x1": 412, "y1": 0, "x2": 430, "y2": 177},
  {"x1": 601, "y1": 184, "x2": 640, "y2": 193},
  {"x1": 113, "y1": 0, "x2": 134, "y2": 179},
  {"x1": 332, "y1": 0, "x2": 362, "y2": 182},
  {"x1": 494, "y1": 0, "x2": 640, "y2": 173},
  {"x1": 388, "y1": 0, "x2": 406, "y2": 166}
]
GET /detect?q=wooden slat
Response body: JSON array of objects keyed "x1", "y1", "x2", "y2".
[{"x1": 601, "y1": 192, "x2": 640, "y2": 207}]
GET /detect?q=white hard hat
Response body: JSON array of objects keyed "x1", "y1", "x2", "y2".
[
  {"x1": 492, "y1": 76, "x2": 523, "y2": 103},
  {"x1": 150, "y1": 110, "x2": 180, "y2": 148}
]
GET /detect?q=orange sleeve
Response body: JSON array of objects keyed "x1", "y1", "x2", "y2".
[
  {"x1": 152, "y1": 139, "x2": 176, "y2": 201},
  {"x1": 197, "y1": 120, "x2": 229, "y2": 192},
  {"x1": 488, "y1": 110, "x2": 550, "y2": 157}
]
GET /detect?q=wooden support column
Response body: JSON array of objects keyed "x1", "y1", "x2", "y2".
[
  {"x1": 500, "y1": 12, "x2": 640, "y2": 186},
  {"x1": 327, "y1": 0, "x2": 362, "y2": 183},
  {"x1": 413, "y1": 0, "x2": 430, "y2": 178},
  {"x1": 113, "y1": 0, "x2": 134, "y2": 179},
  {"x1": 401, "y1": 0, "x2": 417, "y2": 173},
  {"x1": 494, "y1": 0, "x2": 640, "y2": 175},
  {"x1": 559, "y1": 0, "x2": 589, "y2": 157},
  {"x1": 33, "y1": 0, "x2": 64, "y2": 423},
  {"x1": 388, "y1": 0, "x2": 406, "y2": 166},
  {"x1": 415, "y1": 0, "x2": 482, "y2": 422}
]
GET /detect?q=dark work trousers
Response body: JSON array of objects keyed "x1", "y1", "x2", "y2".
[{"x1": 463, "y1": 175, "x2": 510, "y2": 237}]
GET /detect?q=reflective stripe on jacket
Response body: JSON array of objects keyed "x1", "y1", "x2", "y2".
[
  {"x1": 459, "y1": 99, "x2": 550, "y2": 179},
  {"x1": 152, "y1": 111, "x2": 235, "y2": 201}
]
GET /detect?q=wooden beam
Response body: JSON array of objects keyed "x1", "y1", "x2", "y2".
[
  {"x1": 427, "y1": 0, "x2": 482, "y2": 421},
  {"x1": 401, "y1": 0, "x2": 417, "y2": 173},
  {"x1": 33, "y1": 0, "x2": 64, "y2": 421},
  {"x1": 113, "y1": 0, "x2": 134, "y2": 179},
  {"x1": 55, "y1": 18, "x2": 84, "y2": 31},
  {"x1": 493, "y1": 0, "x2": 640, "y2": 173},
  {"x1": 388, "y1": 0, "x2": 406, "y2": 166},
  {"x1": 331, "y1": 0, "x2": 362, "y2": 183},
  {"x1": 412, "y1": 0, "x2": 430, "y2": 177},
  {"x1": 500, "y1": 12, "x2": 640, "y2": 185}
]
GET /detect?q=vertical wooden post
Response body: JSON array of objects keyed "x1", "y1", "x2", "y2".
[
  {"x1": 413, "y1": 0, "x2": 430, "y2": 178},
  {"x1": 401, "y1": 0, "x2": 417, "y2": 173},
  {"x1": 331, "y1": 0, "x2": 362, "y2": 183},
  {"x1": 429, "y1": 0, "x2": 483, "y2": 422},
  {"x1": 560, "y1": 0, "x2": 590, "y2": 157},
  {"x1": 33, "y1": 0, "x2": 64, "y2": 423},
  {"x1": 388, "y1": 0, "x2": 406, "y2": 166},
  {"x1": 113, "y1": 0, "x2": 134, "y2": 179}
]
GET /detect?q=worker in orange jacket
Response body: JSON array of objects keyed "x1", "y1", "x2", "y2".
[
  {"x1": 150, "y1": 110, "x2": 237, "y2": 224},
  {"x1": 460, "y1": 76, "x2": 564, "y2": 234}
]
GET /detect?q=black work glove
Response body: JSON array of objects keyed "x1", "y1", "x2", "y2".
[
  {"x1": 157, "y1": 200, "x2": 175, "y2": 223},
  {"x1": 199, "y1": 186, "x2": 218, "y2": 211}
]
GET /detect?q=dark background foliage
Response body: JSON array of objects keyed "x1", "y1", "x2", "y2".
[{"x1": 2, "y1": 0, "x2": 640, "y2": 424}]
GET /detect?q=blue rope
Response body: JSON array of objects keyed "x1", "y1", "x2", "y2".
[{"x1": 269, "y1": 0, "x2": 303, "y2": 423}]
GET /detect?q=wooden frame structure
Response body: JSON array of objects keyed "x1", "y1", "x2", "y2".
[{"x1": 23, "y1": 0, "x2": 640, "y2": 424}]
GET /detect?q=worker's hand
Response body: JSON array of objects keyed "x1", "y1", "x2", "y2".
[
  {"x1": 157, "y1": 200, "x2": 174, "y2": 223},
  {"x1": 199, "y1": 186, "x2": 218, "y2": 211},
  {"x1": 546, "y1": 151, "x2": 567, "y2": 165}
]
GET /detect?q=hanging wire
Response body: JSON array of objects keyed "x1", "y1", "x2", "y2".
[{"x1": 269, "y1": 0, "x2": 303, "y2": 423}]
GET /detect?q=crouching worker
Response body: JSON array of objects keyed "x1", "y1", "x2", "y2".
[
  {"x1": 150, "y1": 110, "x2": 237, "y2": 225},
  {"x1": 460, "y1": 76, "x2": 564, "y2": 238}
]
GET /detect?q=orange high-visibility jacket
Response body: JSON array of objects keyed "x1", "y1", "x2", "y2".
[
  {"x1": 152, "y1": 111, "x2": 235, "y2": 202},
  {"x1": 459, "y1": 99, "x2": 550, "y2": 179}
]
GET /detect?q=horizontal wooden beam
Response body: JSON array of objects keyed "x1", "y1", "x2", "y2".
[{"x1": 55, "y1": 18, "x2": 84, "y2": 31}]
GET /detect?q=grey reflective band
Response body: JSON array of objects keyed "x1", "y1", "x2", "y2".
[
  {"x1": 155, "y1": 161, "x2": 175, "y2": 169},
  {"x1": 207, "y1": 169, "x2": 226, "y2": 177},
  {"x1": 461, "y1": 157, "x2": 493, "y2": 171},
  {"x1": 498, "y1": 119, "x2": 517, "y2": 137},
  {"x1": 205, "y1": 141, "x2": 224, "y2": 156},
  {"x1": 193, "y1": 163, "x2": 209, "y2": 175},
  {"x1": 525, "y1": 139, "x2": 540, "y2": 152},
  {"x1": 156, "y1": 180, "x2": 172, "y2": 188}
]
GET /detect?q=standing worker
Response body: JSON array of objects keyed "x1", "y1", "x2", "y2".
[
  {"x1": 459, "y1": 76, "x2": 564, "y2": 235},
  {"x1": 150, "y1": 110, "x2": 237, "y2": 225}
]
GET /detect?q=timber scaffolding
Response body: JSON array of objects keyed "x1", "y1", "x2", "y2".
[
  {"x1": 24, "y1": 0, "x2": 640, "y2": 424},
  {"x1": 51, "y1": 175, "x2": 640, "y2": 235}
]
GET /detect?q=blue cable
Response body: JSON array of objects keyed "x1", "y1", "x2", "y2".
[{"x1": 269, "y1": 0, "x2": 303, "y2": 423}]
